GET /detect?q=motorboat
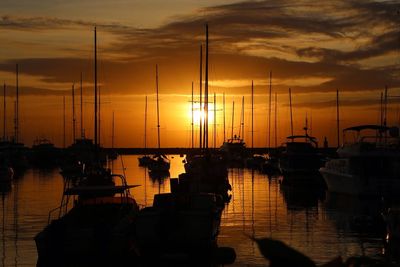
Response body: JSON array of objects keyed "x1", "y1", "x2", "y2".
[
  {"x1": 35, "y1": 166, "x2": 140, "y2": 265},
  {"x1": 319, "y1": 125, "x2": 400, "y2": 196},
  {"x1": 279, "y1": 135, "x2": 323, "y2": 175}
]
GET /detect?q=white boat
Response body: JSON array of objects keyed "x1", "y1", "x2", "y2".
[{"x1": 319, "y1": 125, "x2": 400, "y2": 196}]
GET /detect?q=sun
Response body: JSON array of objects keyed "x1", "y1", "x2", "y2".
[{"x1": 187, "y1": 103, "x2": 214, "y2": 125}]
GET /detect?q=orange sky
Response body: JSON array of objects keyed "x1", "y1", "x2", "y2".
[{"x1": 0, "y1": 0, "x2": 399, "y2": 147}]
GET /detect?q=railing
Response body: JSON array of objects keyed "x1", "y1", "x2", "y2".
[{"x1": 47, "y1": 201, "x2": 70, "y2": 224}]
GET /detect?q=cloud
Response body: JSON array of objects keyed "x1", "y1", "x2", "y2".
[{"x1": 0, "y1": 0, "x2": 399, "y2": 98}]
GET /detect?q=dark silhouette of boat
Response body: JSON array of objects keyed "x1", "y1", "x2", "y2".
[
  {"x1": 0, "y1": 158, "x2": 13, "y2": 183},
  {"x1": 35, "y1": 28, "x2": 141, "y2": 266},
  {"x1": 135, "y1": 192, "x2": 224, "y2": 256},
  {"x1": 29, "y1": 138, "x2": 61, "y2": 167},
  {"x1": 35, "y1": 164, "x2": 140, "y2": 266},
  {"x1": 320, "y1": 125, "x2": 400, "y2": 196},
  {"x1": 0, "y1": 140, "x2": 29, "y2": 174},
  {"x1": 220, "y1": 135, "x2": 248, "y2": 167},
  {"x1": 182, "y1": 152, "x2": 231, "y2": 202},
  {"x1": 279, "y1": 134, "x2": 324, "y2": 176},
  {"x1": 146, "y1": 66, "x2": 171, "y2": 176}
]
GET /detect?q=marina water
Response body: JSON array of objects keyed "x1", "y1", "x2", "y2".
[{"x1": 0, "y1": 155, "x2": 391, "y2": 266}]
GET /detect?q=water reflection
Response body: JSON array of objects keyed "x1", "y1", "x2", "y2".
[{"x1": 0, "y1": 155, "x2": 396, "y2": 266}]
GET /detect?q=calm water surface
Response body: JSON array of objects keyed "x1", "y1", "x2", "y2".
[{"x1": 0, "y1": 155, "x2": 388, "y2": 266}]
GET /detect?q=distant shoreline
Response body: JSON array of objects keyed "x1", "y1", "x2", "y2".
[{"x1": 103, "y1": 147, "x2": 337, "y2": 155}]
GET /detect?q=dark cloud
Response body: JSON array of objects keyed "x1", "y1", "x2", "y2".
[
  {"x1": 0, "y1": 0, "x2": 399, "y2": 97},
  {"x1": 0, "y1": 15, "x2": 130, "y2": 31}
]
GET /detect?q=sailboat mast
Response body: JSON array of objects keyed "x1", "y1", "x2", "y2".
[
  {"x1": 144, "y1": 95, "x2": 147, "y2": 149},
  {"x1": 15, "y1": 64, "x2": 18, "y2": 143},
  {"x1": 251, "y1": 80, "x2": 254, "y2": 150},
  {"x1": 223, "y1": 92, "x2": 226, "y2": 142},
  {"x1": 199, "y1": 45, "x2": 203, "y2": 149},
  {"x1": 240, "y1": 96, "x2": 244, "y2": 141},
  {"x1": 231, "y1": 101, "x2": 234, "y2": 140},
  {"x1": 98, "y1": 86, "x2": 101, "y2": 146},
  {"x1": 274, "y1": 92, "x2": 277, "y2": 147},
  {"x1": 63, "y1": 96, "x2": 66, "y2": 148},
  {"x1": 72, "y1": 84, "x2": 76, "y2": 142},
  {"x1": 80, "y1": 72, "x2": 83, "y2": 138},
  {"x1": 384, "y1": 85, "x2": 388, "y2": 127},
  {"x1": 213, "y1": 92, "x2": 216, "y2": 149},
  {"x1": 3, "y1": 83, "x2": 6, "y2": 141},
  {"x1": 156, "y1": 64, "x2": 161, "y2": 150},
  {"x1": 191, "y1": 82, "x2": 194, "y2": 149},
  {"x1": 268, "y1": 71, "x2": 272, "y2": 149},
  {"x1": 336, "y1": 89, "x2": 340, "y2": 148},
  {"x1": 112, "y1": 111, "x2": 115, "y2": 149},
  {"x1": 289, "y1": 88, "x2": 293, "y2": 137},
  {"x1": 204, "y1": 24, "x2": 209, "y2": 150},
  {"x1": 384, "y1": 85, "x2": 388, "y2": 141},
  {"x1": 94, "y1": 27, "x2": 98, "y2": 147}
]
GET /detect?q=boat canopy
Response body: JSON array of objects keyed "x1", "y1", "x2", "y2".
[
  {"x1": 343, "y1": 125, "x2": 390, "y2": 132},
  {"x1": 286, "y1": 135, "x2": 317, "y2": 142}
]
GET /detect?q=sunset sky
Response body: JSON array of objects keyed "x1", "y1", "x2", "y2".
[{"x1": 0, "y1": 0, "x2": 399, "y2": 148}]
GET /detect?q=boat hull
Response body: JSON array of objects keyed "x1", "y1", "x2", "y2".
[{"x1": 320, "y1": 167, "x2": 400, "y2": 196}]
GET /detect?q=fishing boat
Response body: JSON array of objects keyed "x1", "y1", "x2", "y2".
[{"x1": 319, "y1": 125, "x2": 400, "y2": 196}]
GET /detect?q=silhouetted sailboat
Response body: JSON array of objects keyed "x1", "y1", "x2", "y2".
[
  {"x1": 220, "y1": 96, "x2": 247, "y2": 167},
  {"x1": 245, "y1": 80, "x2": 266, "y2": 169},
  {"x1": 147, "y1": 65, "x2": 170, "y2": 177},
  {"x1": 181, "y1": 24, "x2": 231, "y2": 201},
  {"x1": 279, "y1": 91, "x2": 324, "y2": 180},
  {"x1": 0, "y1": 64, "x2": 29, "y2": 174},
  {"x1": 138, "y1": 95, "x2": 152, "y2": 167}
]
